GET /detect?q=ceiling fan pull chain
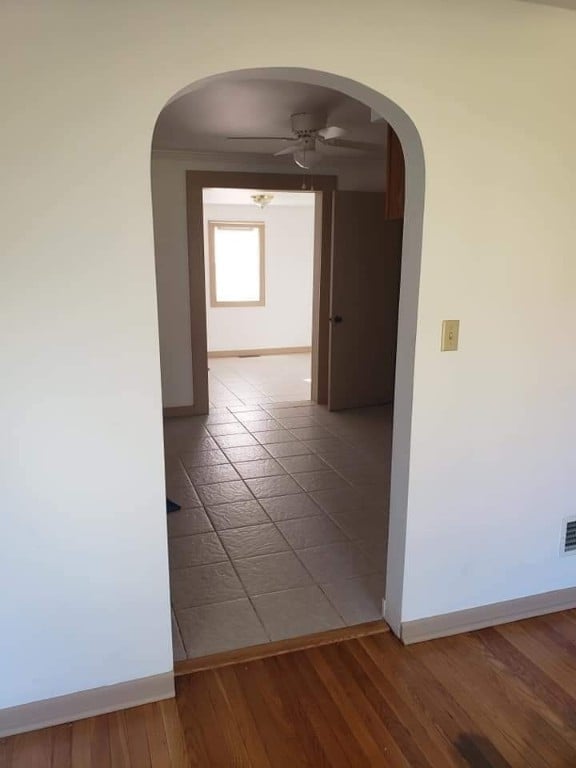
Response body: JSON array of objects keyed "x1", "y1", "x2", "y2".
[{"x1": 301, "y1": 174, "x2": 315, "y2": 191}]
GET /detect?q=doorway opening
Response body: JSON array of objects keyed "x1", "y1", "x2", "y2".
[
  {"x1": 203, "y1": 187, "x2": 317, "y2": 407},
  {"x1": 152, "y1": 68, "x2": 424, "y2": 663}
]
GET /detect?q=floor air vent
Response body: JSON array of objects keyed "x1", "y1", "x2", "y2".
[{"x1": 564, "y1": 519, "x2": 576, "y2": 553}]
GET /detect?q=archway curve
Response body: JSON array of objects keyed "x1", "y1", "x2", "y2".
[{"x1": 155, "y1": 67, "x2": 426, "y2": 636}]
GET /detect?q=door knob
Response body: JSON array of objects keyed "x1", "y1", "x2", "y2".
[{"x1": 330, "y1": 315, "x2": 343, "y2": 324}]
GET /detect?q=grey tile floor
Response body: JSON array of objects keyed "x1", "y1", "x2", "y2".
[{"x1": 165, "y1": 399, "x2": 391, "y2": 661}]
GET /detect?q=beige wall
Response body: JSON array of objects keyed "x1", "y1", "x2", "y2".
[{"x1": 1, "y1": 0, "x2": 576, "y2": 712}]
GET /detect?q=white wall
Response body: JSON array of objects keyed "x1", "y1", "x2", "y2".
[
  {"x1": 152, "y1": 150, "x2": 384, "y2": 407},
  {"x1": 2, "y1": 0, "x2": 576, "y2": 713},
  {"x1": 203, "y1": 202, "x2": 315, "y2": 352}
]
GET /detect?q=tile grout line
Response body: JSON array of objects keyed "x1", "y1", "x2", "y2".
[
  {"x1": 199, "y1": 405, "x2": 304, "y2": 641},
  {"x1": 170, "y1": 518, "x2": 384, "y2": 649},
  {"x1": 215, "y1": 528, "x2": 275, "y2": 645},
  {"x1": 171, "y1": 607, "x2": 188, "y2": 658},
  {"x1": 183, "y1": 430, "x2": 356, "y2": 621},
  {"x1": 171, "y1": 504, "x2": 271, "y2": 656}
]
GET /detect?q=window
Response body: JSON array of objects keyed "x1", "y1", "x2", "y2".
[{"x1": 208, "y1": 221, "x2": 265, "y2": 307}]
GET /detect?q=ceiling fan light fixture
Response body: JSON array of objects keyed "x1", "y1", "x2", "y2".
[
  {"x1": 251, "y1": 193, "x2": 274, "y2": 209},
  {"x1": 293, "y1": 149, "x2": 322, "y2": 170}
]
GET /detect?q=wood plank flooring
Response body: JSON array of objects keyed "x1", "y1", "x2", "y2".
[{"x1": 2, "y1": 610, "x2": 576, "y2": 766}]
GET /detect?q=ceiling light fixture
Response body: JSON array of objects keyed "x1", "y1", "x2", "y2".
[
  {"x1": 251, "y1": 193, "x2": 274, "y2": 209},
  {"x1": 293, "y1": 149, "x2": 322, "y2": 170}
]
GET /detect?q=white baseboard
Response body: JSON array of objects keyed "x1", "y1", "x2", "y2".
[
  {"x1": 401, "y1": 586, "x2": 576, "y2": 645},
  {"x1": 0, "y1": 672, "x2": 174, "y2": 738}
]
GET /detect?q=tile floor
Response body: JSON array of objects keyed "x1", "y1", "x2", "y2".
[
  {"x1": 208, "y1": 353, "x2": 312, "y2": 406},
  {"x1": 165, "y1": 398, "x2": 391, "y2": 661}
]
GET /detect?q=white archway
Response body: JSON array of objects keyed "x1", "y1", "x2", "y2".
[{"x1": 155, "y1": 68, "x2": 425, "y2": 636}]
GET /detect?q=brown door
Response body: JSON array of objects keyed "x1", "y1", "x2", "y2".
[{"x1": 328, "y1": 191, "x2": 403, "y2": 411}]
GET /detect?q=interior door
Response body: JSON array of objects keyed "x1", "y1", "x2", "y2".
[{"x1": 328, "y1": 191, "x2": 403, "y2": 411}]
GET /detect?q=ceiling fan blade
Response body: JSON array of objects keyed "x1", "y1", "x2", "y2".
[
  {"x1": 226, "y1": 135, "x2": 294, "y2": 141},
  {"x1": 273, "y1": 145, "x2": 299, "y2": 157},
  {"x1": 322, "y1": 138, "x2": 383, "y2": 152},
  {"x1": 317, "y1": 126, "x2": 346, "y2": 140}
]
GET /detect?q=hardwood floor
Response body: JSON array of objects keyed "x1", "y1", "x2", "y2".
[{"x1": 2, "y1": 611, "x2": 576, "y2": 766}]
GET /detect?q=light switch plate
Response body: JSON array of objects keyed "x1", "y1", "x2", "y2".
[{"x1": 441, "y1": 320, "x2": 459, "y2": 351}]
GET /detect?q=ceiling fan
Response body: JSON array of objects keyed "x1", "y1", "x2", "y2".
[{"x1": 226, "y1": 112, "x2": 382, "y2": 169}]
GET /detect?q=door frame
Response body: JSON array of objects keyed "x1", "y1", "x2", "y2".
[{"x1": 173, "y1": 170, "x2": 337, "y2": 416}]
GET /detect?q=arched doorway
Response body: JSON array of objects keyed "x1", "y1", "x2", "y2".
[{"x1": 154, "y1": 68, "x2": 425, "y2": 655}]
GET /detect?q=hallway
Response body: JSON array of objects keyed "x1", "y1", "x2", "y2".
[{"x1": 164, "y1": 401, "x2": 390, "y2": 661}]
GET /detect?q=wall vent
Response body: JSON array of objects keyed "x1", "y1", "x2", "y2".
[{"x1": 564, "y1": 519, "x2": 576, "y2": 554}]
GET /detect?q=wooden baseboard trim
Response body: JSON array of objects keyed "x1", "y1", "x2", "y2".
[
  {"x1": 174, "y1": 620, "x2": 389, "y2": 676},
  {"x1": 0, "y1": 672, "x2": 174, "y2": 738},
  {"x1": 265, "y1": 399, "x2": 314, "y2": 409},
  {"x1": 163, "y1": 404, "x2": 206, "y2": 418},
  {"x1": 401, "y1": 586, "x2": 576, "y2": 645},
  {"x1": 208, "y1": 346, "x2": 312, "y2": 358}
]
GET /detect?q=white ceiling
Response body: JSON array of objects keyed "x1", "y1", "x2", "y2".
[
  {"x1": 203, "y1": 188, "x2": 316, "y2": 207},
  {"x1": 153, "y1": 78, "x2": 388, "y2": 160}
]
